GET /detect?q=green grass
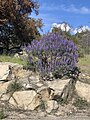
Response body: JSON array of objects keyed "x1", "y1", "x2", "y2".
[
  {"x1": 0, "y1": 54, "x2": 90, "y2": 73},
  {"x1": 0, "y1": 55, "x2": 27, "y2": 66}
]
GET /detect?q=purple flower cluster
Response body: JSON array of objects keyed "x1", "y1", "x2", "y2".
[{"x1": 24, "y1": 33, "x2": 79, "y2": 79}]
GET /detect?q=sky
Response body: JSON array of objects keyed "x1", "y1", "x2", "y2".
[{"x1": 31, "y1": 0, "x2": 90, "y2": 34}]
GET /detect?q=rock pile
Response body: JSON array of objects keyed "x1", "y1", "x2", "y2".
[{"x1": 0, "y1": 62, "x2": 90, "y2": 115}]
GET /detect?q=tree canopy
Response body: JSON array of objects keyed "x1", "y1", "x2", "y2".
[
  {"x1": 0, "y1": 0, "x2": 39, "y2": 25},
  {"x1": 0, "y1": 0, "x2": 43, "y2": 53}
]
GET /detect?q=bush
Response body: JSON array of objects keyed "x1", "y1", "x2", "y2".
[{"x1": 24, "y1": 33, "x2": 79, "y2": 79}]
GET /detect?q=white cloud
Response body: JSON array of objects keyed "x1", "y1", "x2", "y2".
[
  {"x1": 40, "y1": 3, "x2": 90, "y2": 14},
  {"x1": 40, "y1": 3, "x2": 59, "y2": 11},
  {"x1": 60, "y1": 4, "x2": 90, "y2": 14}
]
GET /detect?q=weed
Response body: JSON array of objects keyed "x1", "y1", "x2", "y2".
[
  {"x1": 73, "y1": 97, "x2": 90, "y2": 109},
  {"x1": 7, "y1": 81, "x2": 23, "y2": 93},
  {"x1": 39, "y1": 101, "x2": 46, "y2": 111},
  {"x1": 53, "y1": 95, "x2": 68, "y2": 105},
  {"x1": 0, "y1": 109, "x2": 5, "y2": 119}
]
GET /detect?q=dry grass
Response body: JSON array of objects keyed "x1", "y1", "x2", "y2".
[{"x1": 78, "y1": 55, "x2": 90, "y2": 74}]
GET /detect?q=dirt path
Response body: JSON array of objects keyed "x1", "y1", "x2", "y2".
[{"x1": 3, "y1": 109, "x2": 90, "y2": 120}]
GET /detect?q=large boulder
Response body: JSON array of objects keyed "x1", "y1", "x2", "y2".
[
  {"x1": 8, "y1": 87, "x2": 55, "y2": 110},
  {"x1": 0, "y1": 62, "x2": 30, "y2": 81},
  {"x1": 9, "y1": 90, "x2": 37, "y2": 110},
  {"x1": 47, "y1": 79, "x2": 70, "y2": 96},
  {"x1": 75, "y1": 81, "x2": 90, "y2": 102}
]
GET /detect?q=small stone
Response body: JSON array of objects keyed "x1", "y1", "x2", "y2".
[
  {"x1": 36, "y1": 82, "x2": 44, "y2": 87},
  {"x1": 45, "y1": 100, "x2": 58, "y2": 113}
]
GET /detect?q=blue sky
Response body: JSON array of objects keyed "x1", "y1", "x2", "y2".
[{"x1": 31, "y1": 0, "x2": 90, "y2": 34}]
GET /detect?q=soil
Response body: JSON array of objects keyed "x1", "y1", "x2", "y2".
[{"x1": 3, "y1": 109, "x2": 90, "y2": 120}]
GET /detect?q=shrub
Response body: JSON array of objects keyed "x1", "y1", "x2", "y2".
[{"x1": 24, "y1": 33, "x2": 79, "y2": 79}]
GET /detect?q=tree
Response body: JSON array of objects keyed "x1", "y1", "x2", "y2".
[
  {"x1": 0, "y1": 0, "x2": 39, "y2": 25},
  {"x1": 0, "y1": 0, "x2": 43, "y2": 53},
  {"x1": 75, "y1": 31, "x2": 90, "y2": 55},
  {"x1": 51, "y1": 22, "x2": 78, "y2": 44},
  {"x1": 0, "y1": 22, "x2": 19, "y2": 52}
]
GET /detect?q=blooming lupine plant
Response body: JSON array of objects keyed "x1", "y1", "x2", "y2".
[{"x1": 24, "y1": 33, "x2": 79, "y2": 79}]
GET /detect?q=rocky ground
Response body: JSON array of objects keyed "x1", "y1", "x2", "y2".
[
  {"x1": 0, "y1": 62, "x2": 90, "y2": 119},
  {"x1": 1, "y1": 108, "x2": 90, "y2": 120}
]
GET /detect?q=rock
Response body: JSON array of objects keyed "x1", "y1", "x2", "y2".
[
  {"x1": 23, "y1": 83, "x2": 38, "y2": 90},
  {"x1": 38, "y1": 88, "x2": 54, "y2": 101},
  {"x1": 18, "y1": 77, "x2": 31, "y2": 85},
  {"x1": 15, "y1": 69, "x2": 29, "y2": 79},
  {"x1": 29, "y1": 74, "x2": 40, "y2": 83},
  {"x1": 0, "y1": 62, "x2": 24, "y2": 81},
  {"x1": 27, "y1": 94, "x2": 41, "y2": 110},
  {"x1": 0, "y1": 81, "x2": 12, "y2": 98},
  {"x1": 0, "y1": 64, "x2": 10, "y2": 81},
  {"x1": 20, "y1": 50, "x2": 28, "y2": 60},
  {"x1": 78, "y1": 73, "x2": 90, "y2": 84},
  {"x1": 46, "y1": 79, "x2": 70, "y2": 96},
  {"x1": 14, "y1": 53, "x2": 20, "y2": 58},
  {"x1": 0, "y1": 62, "x2": 20, "y2": 67},
  {"x1": 36, "y1": 82, "x2": 44, "y2": 87},
  {"x1": 0, "y1": 93, "x2": 11, "y2": 101},
  {"x1": 9, "y1": 90, "x2": 37, "y2": 110},
  {"x1": 10, "y1": 65, "x2": 25, "y2": 79},
  {"x1": 75, "y1": 81, "x2": 90, "y2": 102},
  {"x1": 45, "y1": 100, "x2": 58, "y2": 113}
]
